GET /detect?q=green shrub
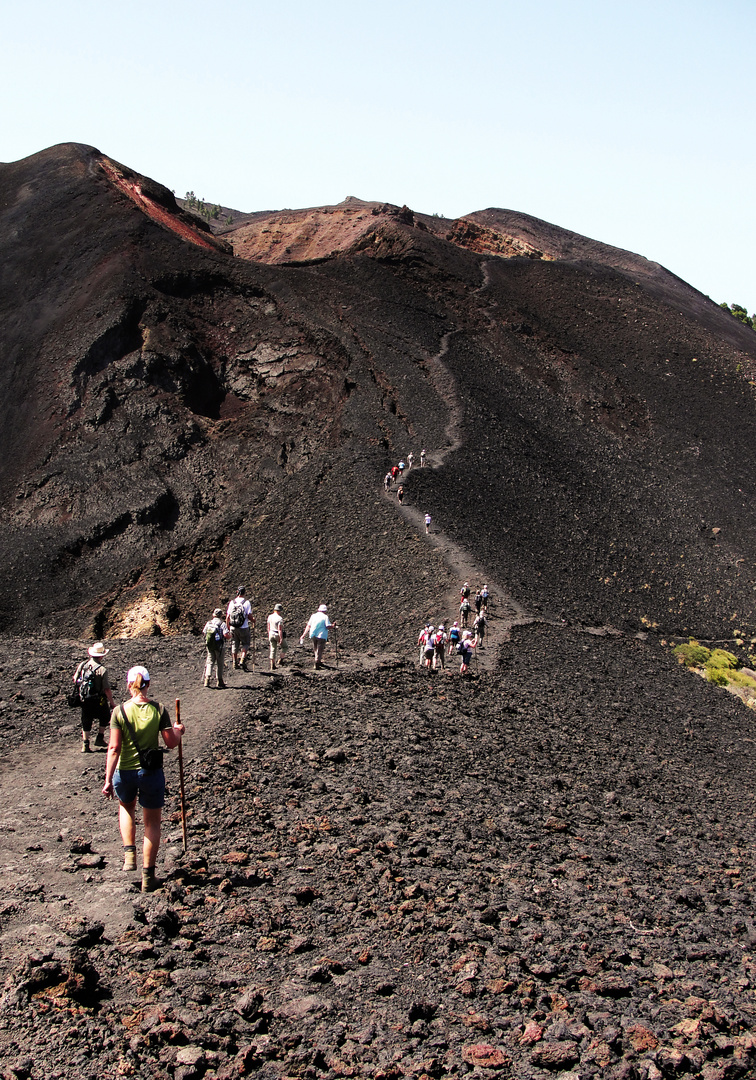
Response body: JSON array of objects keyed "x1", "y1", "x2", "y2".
[
  {"x1": 674, "y1": 640, "x2": 711, "y2": 667},
  {"x1": 721, "y1": 668, "x2": 756, "y2": 690},
  {"x1": 706, "y1": 649, "x2": 739, "y2": 671},
  {"x1": 706, "y1": 668, "x2": 730, "y2": 686}
]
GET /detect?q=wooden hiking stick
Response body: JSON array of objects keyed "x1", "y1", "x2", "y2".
[
  {"x1": 252, "y1": 621, "x2": 256, "y2": 672},
  {"x1": 334, "y1": 629, "x2": 339, "y2": 669},
  {"x1": 176, "y1": 699, "x2": 188, "y2": 852}
]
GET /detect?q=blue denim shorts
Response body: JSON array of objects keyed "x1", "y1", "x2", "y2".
[{"x1": 113, "y1": 767, "x2": 165, "y2": 809}]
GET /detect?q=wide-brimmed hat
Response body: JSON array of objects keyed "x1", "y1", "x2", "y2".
[
  {"x1": 88, "y1": 642, "x2": 109, "y2": 657},
  {"x1": 318, "y1": 604, "x2": 328, "y2": 612},
  {"x1": 274, "y1": 604, "x2": 283, "y2": 611},
  {"x1": 213, "y1": 608, "x2": 224, "y2": 618}
]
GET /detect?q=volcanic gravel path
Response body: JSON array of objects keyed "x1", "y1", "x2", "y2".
[{"x1": 1, "y1": 621, "x2": 755, "y2": 1080}]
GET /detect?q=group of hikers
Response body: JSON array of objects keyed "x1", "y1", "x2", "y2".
[
  {"x1": 69, "y1": 592, "x2": 338, "y2": 892},
  {"x1": 417, "y1": 582, "x2": 490, "y2": 675},
  {"x1": 199, "y1": 588, "x2": 339, "y2": 687},
  {"x1": 70, "y1": 648, "x2": 185, "y2": 893},
  {"x1": 383, "y1": 449, "x2": 429, "y2": 506}
]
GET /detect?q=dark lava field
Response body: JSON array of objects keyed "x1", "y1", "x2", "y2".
[{"x1": 0, "y1": 144, "x2": 755, "y2": 1079}]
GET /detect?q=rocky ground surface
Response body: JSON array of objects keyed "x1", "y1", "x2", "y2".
[{"x1": 1, "y1": 624, "x2": 755, "y2": 1080}]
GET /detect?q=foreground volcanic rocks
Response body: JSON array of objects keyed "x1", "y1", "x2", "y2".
[{"x1": 1, "y1": 627, "x2": 755, "y2": 1078}]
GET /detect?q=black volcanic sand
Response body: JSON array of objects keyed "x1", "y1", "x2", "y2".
[{"x1": 1, "y1": 629, "x2": 755, "y2": 1079}]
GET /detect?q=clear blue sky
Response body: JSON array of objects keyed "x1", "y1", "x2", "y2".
[{"x1": 3, "y1": 0, "x2": 754, "y2": 310}]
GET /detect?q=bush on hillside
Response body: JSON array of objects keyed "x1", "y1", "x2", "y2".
[
  {"x1": 706, "y1": 648, "x2": 739, "y2": 671},
  {"x1": 674, "y1": 640, "x2": 711, "y2": 667}
]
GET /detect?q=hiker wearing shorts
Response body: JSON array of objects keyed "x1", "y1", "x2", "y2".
[
  {"x1": 384, "y1": 472, "x2": 392, "y2": 491},
  {"x1": 460, "y1": 598, "x2": 472, "y2": 627},
  {"x1": 481, "y1": 585, "x2": 489, "y2": 612},
  {"x1": 227, "y1": 586, "x2": 254, "y2": 670},
  {"x1": 420, "y1": 449, "x2": 426, "y2": 467},
  {"x1": 407, "y1": 451, "x2": 414, "y2": 470},
  {"x1": 74, "y1": 642, "x2": 115, "y2": 754},
  {"x1": 473, "y1": 611, "x2": 487, "y2": 649},
  {"x1": 397, "y1": 485, "x2": 404, "y2": 504},
  {"x1": 267, "y1": 604, "x2": 285, "y2": 670},
  {"x1": 102, "y1": 666, "x2": 184, "y2": 892},
  {"x1": 418, "y1": 625, "x2": 435, "y2": 669},
  {"x1": 425, "y1": 513, "x2": 431, "y2": 534}
]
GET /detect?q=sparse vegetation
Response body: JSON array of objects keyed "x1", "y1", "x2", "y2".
[
  {"x1": 184, "y1": 190, "x2": 224, "y2": 222},
  {"x1": 673, "y1": 639, "x2": 756, "y2": 701},
  {"x1": 720, "y1": 301, "x2": 755, "y2": 330}
]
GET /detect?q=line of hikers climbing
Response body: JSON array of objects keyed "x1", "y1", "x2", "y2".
[
  {"x1": 383, "y1": 448, "x2": 428, "y2": 505},
  {"x1": 418, "y1": 582, "x2": 490, "y2": 675}
]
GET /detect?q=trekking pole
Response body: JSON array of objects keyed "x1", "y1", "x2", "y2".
[
  {"x1": 334, "y1": 630, "x2": 339, "y2": 669},
  {"x1": 252, "y1": 622, "x2": 256, "y2": 672},
  {"x1": 176, "y1": 699, "x2": 188, "y2": 853}
]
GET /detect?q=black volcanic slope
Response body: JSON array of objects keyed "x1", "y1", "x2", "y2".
[{"x1": 2, "y1": 143, "x2": 756, "y2": 642}]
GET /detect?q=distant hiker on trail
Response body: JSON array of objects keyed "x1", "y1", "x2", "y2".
[
  {"x1": 424, "y1": 513, "x2": 431, "y2": 535},
  {"x1": 418, "y1": 625, "x2": 435, "y2": 669},
  {"x1": 420, "y1": 448, "x2": 427, "y2": 467},
  {"x1": 227, "y1": 586, "x2": 254, "y2": 671},
  {"x1": 475, "y1": 590, "x2": 483, "y2": 615},
  {"x1": 407, "y1": 451, "x2": 414, "y2": 470},
  {"x1": 398, "y1": 460, "x2": 405, "y2": 476},
  {"x1": 473, "y1": 611, "x2": 487, "y2": 649},
  {"x1": 73, "y1": 643, "x2": 115, "y2": 754},
  {"x1": 267, "y1": 603, "x2": 286, "y2": 670},
  {"x1": 433, "y1": 625, "x2": 447, "y2": 670},
  {"x1": 397, "y1": 485, "x2": 404, "y2": 505},
  {"x1": 102, "y1": 666, "x2": 184, "y2": 893},
  {"x1": 460, "y1": 582, "x2": 470, "y2": 603},
  {"x1": 391, "y1": 465, "x2": 399, "y2": 482},
  {"x1": 449, "y1": 621, "x2": 461, "y2": 648},
  {"x1": 202, "y1": 608, "x2": 229, "y2": 689},
  {"x1": 460, "y1": 597, "x2": 472, "y2": 627},
  {"x1": 458, "y1": 630, "x2": 475, "y2": 675},
  {"x1": 481, "y1": 585, "x2": 489, "y2": 612},
  {"x1": 384, "y1": 472, "x2": 392, "y2": 491},
  {"x1": 300, "y1": 604, "x2": 336, "y2": 669}
]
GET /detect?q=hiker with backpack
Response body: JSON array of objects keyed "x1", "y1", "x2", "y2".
[
  {"x1": 102, "y1": 665, "x2": 184, "y2": 893},
  {"x1": 418, "y1": 625, "x2": 435, "y2": 669},
  {"x1": 424, "y1": 513, "x2": 432, "y2": 535},
  {"x1": 473, "y1": 610, "x2": 487, "y2": 649},
  {"x1": 407, "y1": 451, "x2": 414, "y2": 470},
  {"x1": 202, "y1": 608, "x2": 229, "y2": 688},
  {"x1": 460, "y1": 597, "x2": 472, "y2": 628},
  {"x1": 448, "y1": 621, "x2": 461, "y2": 650},
  {"x1": 458, "y1": 630, "x2": 476, "y2": 675},
  {"x1": 433, "y1": 625, "x2": 447, "y2": 670},
  {"x1": 300, "y1": 604, "x2": 337, "y2": 669},
  {"x1": 480, "y1": 585, "x2": 489, "y2": 612},
  {"x1": 226, "y1": 586, "x2": 254, "y2": 671},
  {"x1": 397, "y1": 485, "x2": 405, "y2": 505},
  {"x1": 72, "y1": 642, "x2": 115, "y2": 754}
]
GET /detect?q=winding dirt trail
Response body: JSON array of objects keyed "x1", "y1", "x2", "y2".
[{"x1": 383, "y1": 322, "x2": 537, "y2": 673}]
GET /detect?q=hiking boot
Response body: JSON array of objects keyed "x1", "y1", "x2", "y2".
[
  {"x1": 94, "y1": 733, "x2": 107, "y2": 748},
  {"x1": 81, "y1": 740, "x2": 91, "y2": 754},
  {"x1": 241, "y1": 660, "x2": 249, "y2": 671},
  {"x1": 217, "y1": 681, "x2": 226, "y2": 689},
  {"x1": 123, "y1": 846, "x2": 136, "y2": 872},
  {"x1": 141, "y1": 868, "x2": 157, "y2": 893},
  {"x1": 203, "y1": 679, "x2": 211, "y2": 688}
]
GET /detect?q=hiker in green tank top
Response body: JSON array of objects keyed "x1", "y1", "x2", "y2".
[{"x1": 102, "y1": 666, "x2": 184, "y2": 892}]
